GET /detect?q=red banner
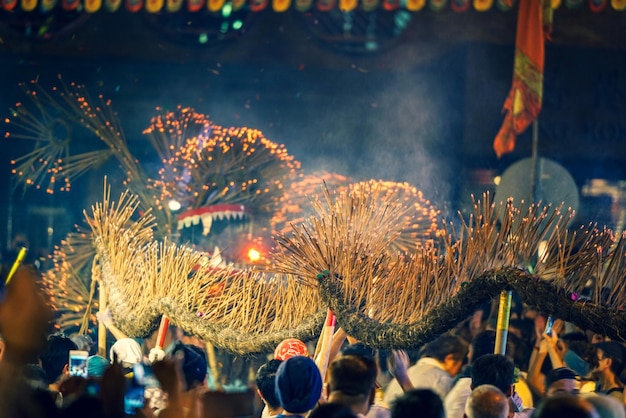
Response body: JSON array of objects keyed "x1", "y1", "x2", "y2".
[{"x1": 493, "y1": 0, "x2": 551, "y2": 158}]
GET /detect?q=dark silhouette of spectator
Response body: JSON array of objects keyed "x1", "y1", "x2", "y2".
[
  {"x1": 471, "y1": 354, "x2": 515, "y2": 395},
  {"x1": 339, "y1": 342, "x2": 390, "y2": 418},
  {"x1": 61, "y1": 394, "x2": 106, "y2": 418},
  {"x1": 326, "y1": 354, "x2": 378, "y2": 416},
  {"x1": 533, "y1": 393, "x2": 599, "y2": 418},
  {"x1": 155, "y1": 342, "x2": 208, "y2": 418},
  {"x1": 471, "y1": 354, "x2": 534, "y2": 417},
  {"x1": 309, "y1": 402, "x2": 358, "y2": 418},
  {"x1": 39, "y1": 334, "x2": 78, "y2": 405},
  {"x1": 256, "y1": 359, "x2": 283, "y2": 418},
  {"x1": 582, "y1": 393, "x2": 625, "y2": 418},
  {"x1": 171, "y1": 342, "x2": 208, "y2": 391},
  {"x1": 274, "y1": 355, "x2": 322, "y2": 416},
  {"x1": 21, "y1": 363, "x2": 48, "y2": 391},
  {"x1": 390, "y1": 388, "x2": 444, "y2": 418}
]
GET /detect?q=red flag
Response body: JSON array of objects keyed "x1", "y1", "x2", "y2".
[{"x1": 493, "y1": 0, "x2": 551, "y2": 158}]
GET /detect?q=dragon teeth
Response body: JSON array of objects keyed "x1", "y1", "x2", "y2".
[
  {"x1": 179, "y1": 209, "x2": 247, "y2": 235},
  {"x1": 201, "y1": 214, "x2": 213, "y2": 236}
]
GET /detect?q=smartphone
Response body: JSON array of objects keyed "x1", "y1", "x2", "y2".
[
  {"x1": 69, "y1": 350, "x2": 89, "y2": 378},
  {"x1": 544, "y1": 315, "x2": 554, "y2": 336},
  {"x1": 124, "y1": 363, "x2": 148, "y2": 414},
  {"x1": 511, "y1": 390, "x2": 524, "y2": 412}
]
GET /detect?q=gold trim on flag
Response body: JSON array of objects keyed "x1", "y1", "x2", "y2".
[
  {"x1": 21, "y1": 0, "x2": 37, "y2": 11},
  {"x1": 474, "y1": 0, "x2": 493, "y2": 11},
  {"x1": 85, "y1": 0, "x2": 102, "y2": 12},
  {"x1": 146, "y1": 0, "x2": 164, "y2": 12},
  {"x1": 272, "y1": 0, "x2": 290, "y2": 12},
  {"x1": 208, "y1": 0, "x2": 225, "y2": 11},
  {"x1": 339, "y1": 0, "x2": 357, "y2": 11},
  {"x1": 406, "y1": 0, "x2": 426, "y2": 10}
]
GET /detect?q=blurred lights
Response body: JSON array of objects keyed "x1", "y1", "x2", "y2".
[
  {"x1": 168, "y1": 200, "x2": 182, "y2": 211},
  {"x1": 247, "y1": 248, "x2": 261, "y2": 262},
  {"x1": 222, "y1": 3, "x2": 232, "y2": 17}
]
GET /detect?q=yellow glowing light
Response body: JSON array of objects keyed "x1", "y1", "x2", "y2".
[
  {"x1": 168, "y1": 200, "x2": 182, "y2": 211},
  {"x1": 248, "y1": 248, "x2": 261, "y2": 262}
]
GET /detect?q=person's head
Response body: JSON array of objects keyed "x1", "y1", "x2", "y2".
[
  {"x1": 593, "y1": 341, "x2": 625, "y2": 378},
  {"x1": 255, "y1": 359, "x2": 283, "y2": 411},
  {"x1": 469, "y1": 331, "x2": 496, "y2": 363},
  {"x1": 582, "y1": 393, "x2": 626, "y2": 418},
  {"x1": 470, "y1": 354, "x2": 515, "y2": 396},
  {"x1": 533, "y1": 394, "x2": 599, "y2": 418},
  {"x1": 171, "y1": 343, "x2": 208, "y2": 391},
  {"x1": 390, "y1": 388, "x2": 444, "y2": 418},
  {"x1": 274, "y1": 338, "x2": 309, "y2": 360},
  {"x1": 308, "y1": 403, "x2": 358, "y2": 418},
  {"x1": 70, "y1": 334, "x2": 94, "y2": 354},
  {"x1": 565, "y1": 341, "x2": 597, "y2": 377},
  {"x1": 21, "y1": 363, "x2": 48, "y2": 391},
  {"x1": 464, "y1": 384, "x2": 509, "y2": 418},
  {"x1": 545, "y1": 367, "x2": 581, "y2": 396},
  {"x1": 327, "y1": 354, "x2": 378, "y2": 414},
  {"x1": 275, "y1": 355, "x2": 322, "y2": 414},
  {"x1": 39, "y1": 334, "x2": 78, "y2": 385},
  {"x1": 420, "y1": 333, "x2": 468, "y2": 377},
  {"x1": 340, "y1": 342, "x2": 375, "y2": 361},
  {"x1": 87, "y1": 355, "x2": 110, "y2": 379},
  {"x1": 63, "y1": 394, "x2": 106, "y2": 418}
]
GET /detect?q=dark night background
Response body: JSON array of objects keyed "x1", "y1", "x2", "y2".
[{"x1": 1, "y1": 8, "x2": 625, "y2": 256}]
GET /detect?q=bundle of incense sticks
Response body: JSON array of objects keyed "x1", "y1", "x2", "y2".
[
  {"x1": 89, "y1": 182, "x2": 626, "y2": 353},
  {"x1": 88, "y1": 184, "x2": 325, "y2": 351}
]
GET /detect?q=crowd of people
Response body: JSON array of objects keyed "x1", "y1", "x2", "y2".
[{"x1": 1, "y1": 261, "x2": 626, "y2": 418}]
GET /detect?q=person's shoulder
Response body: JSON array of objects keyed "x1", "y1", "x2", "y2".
[
  {"x1": 513, "y1": 407, "x2": 535, "y2": 418},
  {"x1": 605, "y1": 387, "x2": 624, "y2": 401},
  {"x1": 366, "y1": 404, "x2": 391, "y2": 418},
  {"x1": 445, "y1": 377, "x2": 471, "y2": 398}
]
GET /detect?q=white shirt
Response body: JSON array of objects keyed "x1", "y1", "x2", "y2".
[
  {"x1": 383, "y1": 357, "x2": 452, "y2": 405},
  {"x1": 444, "y1": 376, "x2": 471, "y2": 418}
]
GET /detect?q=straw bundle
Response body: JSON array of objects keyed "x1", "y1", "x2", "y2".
[
  {"x1": 348, "y1": 180, "x2": 441, "y2": 252},
  {"x1": 43, "y1": 228, "x2": 97, "y2": 334},
  {"x1": 270, "y1": 171, "x2": 353, "y2": 236},
  {"x1": 6, "y1": 80, "x2": 113, "y2": 194},
  {"x1": 146, "y1": 120, "x2": 301, "y2": 214},
  {"x1": 88, "y1": 186, "x2": 325, "y2": 354},
  {"x1": 271, "y1": 188, "x2": 626, "y2": 349}
]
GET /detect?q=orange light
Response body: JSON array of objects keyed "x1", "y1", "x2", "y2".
[{"x1": 247, "y1": 248, "x2": 261, "y2": 262}]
